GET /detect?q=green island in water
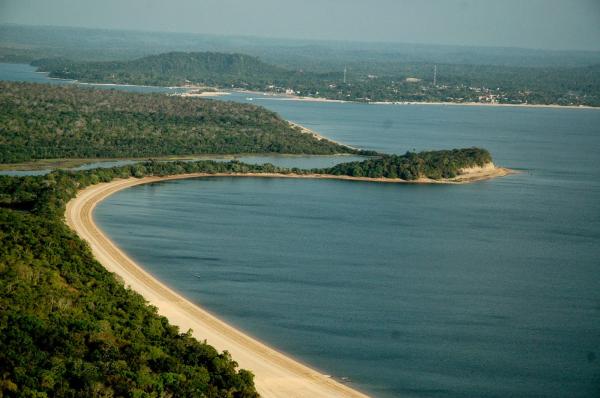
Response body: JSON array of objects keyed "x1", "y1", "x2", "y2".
[{"x1": 0, "y1": 80, "x2": 509, "y2": 397}]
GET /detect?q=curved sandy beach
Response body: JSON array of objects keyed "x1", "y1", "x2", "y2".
[
  {"x1": 66, "y1": 174, "x2": 372, "y2": 398},
  {"x1": 65, "y1": 168, "x2": 512, "y2": 397}
]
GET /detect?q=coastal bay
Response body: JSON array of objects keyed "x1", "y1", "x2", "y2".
[{"x1": 94, "y1": 104, "x2": 600, "y2": 397}]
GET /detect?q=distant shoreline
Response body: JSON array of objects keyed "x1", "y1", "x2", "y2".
[
  {"x1": 0, "y1": 152, "x2": 363, "y2": 172},
  {"x1": 24, "y1": 65, "x2": 600, "y2": 109},
  {"x1": 229, "y1": 89, "x2": 600, "y2": 109},
  {"x1": 366, "y1": 100, "x2": 600, "y2": 110},
  {"x1": 272, "y1": 94, "x2": 599, "y2": 110}
]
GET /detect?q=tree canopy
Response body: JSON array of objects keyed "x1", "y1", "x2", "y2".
[
  {"x1": 0, "y1": 81, "x2": 356, "y2": 164},
  {"x1": 324, "y1": 148, "x2": 493, "y2": 179}
]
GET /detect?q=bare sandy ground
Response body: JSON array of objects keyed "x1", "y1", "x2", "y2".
[
  {"x1": 287, "y1": 121, "x2": 359, "y2": 150},
  {"x1": 179, "y1": 91, "x2": 231, "y2": 97},
  {"x1": 65, "y1": 167, "x2": 512, "y2": 397}
]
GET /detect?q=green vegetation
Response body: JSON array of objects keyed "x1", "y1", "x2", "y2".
[
  {"x1": 324, "y1": 148, "x2": 492, "y2": 179},
  {"x1": 31, "y1": 51, "x2": 600, "y2": 107},
  {"x1": 32, "y1": 52, "x2": 290, "y2": 88},
  {"x1": 0, "y1": 81, "x2": 356, "y2": 164}
]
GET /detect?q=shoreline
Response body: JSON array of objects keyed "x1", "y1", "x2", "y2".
[
  {"x1": 287, "y1": 121, "x2": 358, "y2": 150},
  {"x1": 66, "y1": 175, "x2": 373, "y2": 398},
  {"x1": 229, "y1": 89, "x2": 600, "y2": 110},
  {"x1": 65, "y1": 168, "x2": 512, "y2": 397},
  {"x1": 366, "y1": 100, "x2": 600, "y2": 110},
  {"x1": 22, "y1": 64, "x2": 597, "y2": 109},
  {"x1": 0, "y1": 153, "x2": 363, "y2": 172},
  {"x1": 286, "y1": 95, "x2": 599, "y2": 110}
]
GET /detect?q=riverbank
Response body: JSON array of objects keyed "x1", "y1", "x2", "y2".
[
  {"x1": 66, "y1": 176, "x2": 372, "y2": 398},
  {"x1": 229, "y1": 89, "x2": 599, "y2": 109},
  {"x1": 367, "y1": 100, "x2": 600, "y2": 110},
  {"x1": 25, "y1": 66, "x2": 600, "y2": 110},
  {"x1": 286, "y1": 94, "x2": 598, "y2": 109},
  {"x1": 0, "y1": 152, "x2": 363, "y2": 172}
]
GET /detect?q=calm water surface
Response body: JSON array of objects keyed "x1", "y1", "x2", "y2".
[
  {"x1": 96, "y1": 102, "x2": 600, "y2": 397},
  {"x1": 2, "y1": 62, "x2": 599, "y2": 397}
]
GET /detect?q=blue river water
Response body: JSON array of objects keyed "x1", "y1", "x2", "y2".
[
  {"x1": 95, "y1": 97, "x2": 600, "y2": 397},
  {"x1": 2, "y1": 63, "x2": 600, "y2": 397}
]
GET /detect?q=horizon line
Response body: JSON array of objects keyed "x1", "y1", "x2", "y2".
[{"x1": 2, "y1": 22, "x2": 600, "y2": 54}]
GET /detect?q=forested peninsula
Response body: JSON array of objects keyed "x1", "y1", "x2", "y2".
[{"x1": 0, "y1": 81, "x2": 357, "y2": 164}]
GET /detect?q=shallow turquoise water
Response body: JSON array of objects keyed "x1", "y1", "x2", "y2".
[{"x1": 2, "y1": 62, "x2": 599, "y2": 397}]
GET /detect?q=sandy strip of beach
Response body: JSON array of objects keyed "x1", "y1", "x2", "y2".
[
  {"x1": 235, "y1": 89, "x2": 599, "y2": 109},
  {"x1": 366, "y1": 100, "x2": 600, "y2": 110},
  {"x1": 178, "y1": 91, "x2": 231, "y2": 97},
  {"x1": 287, "y1": 121, "x2": 359, "y2": 150},
  {"x1": 65, "y1": 167, "x2": 512, "y2": 397}
]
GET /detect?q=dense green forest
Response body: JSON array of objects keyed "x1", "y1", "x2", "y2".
[
  {"x1": 0, "y1": 82, "x2": 356, "y2": 164},
  {"x1": 324, "y1": 148, "x2": 492, "y2": 179},
  {"x1": 30, "y1": 51, "x2": 600, "y2": 106}
]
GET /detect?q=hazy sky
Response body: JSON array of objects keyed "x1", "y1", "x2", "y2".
[{"x1": 2, "y1": 0, "x2": 600, "y2": 50}]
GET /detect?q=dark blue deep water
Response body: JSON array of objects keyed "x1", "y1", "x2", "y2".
[{"x1": 2, "y1": 62, "x2": 598, "y2": 397}]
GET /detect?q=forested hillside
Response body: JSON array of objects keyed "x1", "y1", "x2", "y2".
[{"x1": 0, "y1": 82, "x2": 355, "y2": 164}]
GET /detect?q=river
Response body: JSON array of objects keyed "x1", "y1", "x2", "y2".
[{"x1": 3, "y1": 62, "x2": 600, "y2": 397}]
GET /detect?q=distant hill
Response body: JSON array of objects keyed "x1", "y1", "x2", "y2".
[{"x1": 32, "y1": 52, "x2": 294, "y2": 87}]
